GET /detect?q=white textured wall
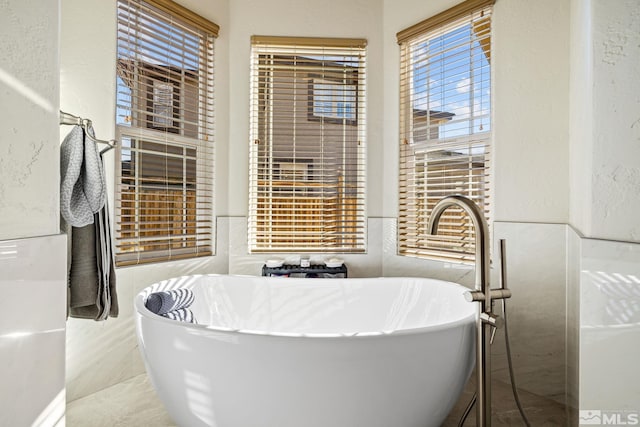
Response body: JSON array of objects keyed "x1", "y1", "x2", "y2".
[
  {"x1": 590, "y1": 0, "x2": 640, "y2": 242},
  {"x1": 492, "y1": 0, "x2": 570, "y2": 223},
  {"x1": 569, "y1": 0, "x2": 594, "y2": 238},
  {"x1": 0, "y1": 0, "x2": 61, "y2": 240},
  {"x1": 570, "y1": 0, "x2": 640, "y2": 243}
]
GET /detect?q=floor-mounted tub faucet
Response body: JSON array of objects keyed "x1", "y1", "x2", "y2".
[{"x1": 427, "y1": 195, "x2": 511, "y2": 427}]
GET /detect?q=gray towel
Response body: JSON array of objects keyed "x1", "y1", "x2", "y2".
[
  {"x1": 161, "y1": 308, "x2": 196, "y2": 323},
  {"x1": 68, "y1": 205, "x2": 118, "y2": 320},
  {"x1": 67, "y1": 151, "x2": 118, "y2": 321},
  {"x1": 95, "y1": 195, "x2": 118, "y2": 320},
  {"x1": 60, "y1": 125, "x2": 106, "y2": 227},
  {"x1": 145, "y1": 289, "x2": 194, "y2": 315},
  {"x1": 68, "y1": 222, "x2": 99, "y2": 314}
]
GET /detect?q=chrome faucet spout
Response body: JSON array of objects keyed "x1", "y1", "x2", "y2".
[
  {"x1": 426, "y1": 195, "x2": 490, "y2": 295},
  {"x1": 427, "y1": 195, "x2": 498, "y2": 427}
]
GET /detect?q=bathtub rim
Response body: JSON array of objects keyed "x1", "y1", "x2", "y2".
[{"x1": 134, "y1": 274, "x2": 476, "y2": 339}]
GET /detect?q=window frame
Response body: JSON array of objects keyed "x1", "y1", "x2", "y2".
[
  {"x1": 248, "y1": 36, "x2": 368, "y2": 254},
  {"x1": 307, "y1": 75, "x2": 359, "y2": 126},
  {"x1": 396, "y1": 0, "x2": 494, "y2": 264},
  {"x1": 114, "y1": 0, "x2": 217, "y2": 266}
]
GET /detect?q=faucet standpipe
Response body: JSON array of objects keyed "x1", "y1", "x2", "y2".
[{"x1": 427, "y1": 195, "x2": 501, "y2": 427}]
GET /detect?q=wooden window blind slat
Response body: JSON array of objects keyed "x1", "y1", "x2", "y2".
[
  {"x1": 398, "y1": 1, "x2": 493, "y2": 264},
  {"x1": 115, "y1": 0, "x2": 216, "y2": 266}
]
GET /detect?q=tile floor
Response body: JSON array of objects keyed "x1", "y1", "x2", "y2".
[
  {"x1": 66, "y1": 373, "x2": 566, "y2": 426},
  {"x1": 66, "y1": 375, "x2": 174, "y2": 427},
  {"x1": 443, "y1": 375, "x2": 567, "y2": 426}
]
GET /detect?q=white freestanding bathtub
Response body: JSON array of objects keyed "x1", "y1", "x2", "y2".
[{"x1": 135, "y1": 275, "x2": 475, "y2": 427}]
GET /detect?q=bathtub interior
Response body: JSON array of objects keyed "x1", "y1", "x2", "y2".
[{"x1": 137, "y1": 275, "x2": 475, "y2": 336}]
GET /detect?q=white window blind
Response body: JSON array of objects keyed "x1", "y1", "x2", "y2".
[
  {"x1": 249, "y1": 36, "x2": 367, "y2": 253},
  {"x1": 397, "y1": 0, "x2": 493, "y2": 263},
  {"x1": 115, "y1": 0, "x2": 217, "y2": 266}
]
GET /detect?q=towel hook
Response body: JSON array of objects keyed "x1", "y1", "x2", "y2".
[{"x1": 59, "y1": 110, "x2": 117, "y2": 153}]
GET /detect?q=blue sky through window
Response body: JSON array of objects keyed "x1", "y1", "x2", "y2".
[{"x1": 413, "y1": 22, "x2": 491, "y2": 141}]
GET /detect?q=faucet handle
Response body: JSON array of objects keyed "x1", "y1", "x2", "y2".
[
  {"x1": 463, "y1": 290, "x2": 484, "y2": 302},
  {"x1": 480, "y1": 311, "x2": 504, "y2": 329},
  {"x1": 490, "y1": 325, "x2": 497, "y2": 344},
  {"x1": 480, "y1": 311, "x2": 503, "y2": 344}
]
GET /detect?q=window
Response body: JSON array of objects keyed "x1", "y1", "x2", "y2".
[
  {"x1": 249, "y1": 36, "x2": 367, "y2": 253},
  {"x1": 309, "y1": 78, "x2": 357, "y2": 124},
  {"x1": 150, "y1": 80, "x2": 175, "y2": 129},
  {"x1": 397, "y1": 0, "x2": 493, "y2": 263},
  {"x1": 115, "y1": 0, "x2": 218, "y2": 266}
]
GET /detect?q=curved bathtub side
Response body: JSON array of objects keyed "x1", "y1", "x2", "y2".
[
  {"x1": 135, "y1": 313, "x2": 220, "y2": 427},
  {"x1": 135, "y1": 306, "x2": 475, "y2": 427}
]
